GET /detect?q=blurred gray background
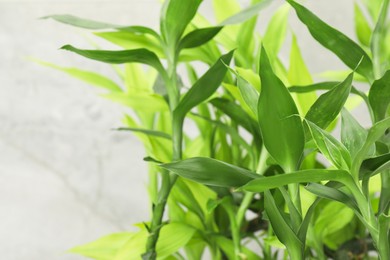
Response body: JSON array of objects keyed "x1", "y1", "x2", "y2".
[{"x1": 0, "y1": 0, "x2": 362, "y2": 259}]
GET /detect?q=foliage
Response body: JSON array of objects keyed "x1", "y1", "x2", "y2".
[{"x1": 41, "y1": 0, "x2": 390, "y2": 259}]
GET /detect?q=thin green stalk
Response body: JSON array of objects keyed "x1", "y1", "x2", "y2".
[
  {"x1": 144, "y1": 45, "x2": 182, "y2": 260},
  {"x1": 223, "y1": 201, "x2": 242, "y2": 260}
]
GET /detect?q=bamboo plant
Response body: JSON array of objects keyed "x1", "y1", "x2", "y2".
[{"x1": 41, "y1": 0, "x2": 390, "y2": 259}]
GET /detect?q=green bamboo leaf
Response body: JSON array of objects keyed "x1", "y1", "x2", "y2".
[
  {"x1": 174, "y1": 50, "x2": 234, "y2": 118},
  {"x1": 115, "y1": 223, "x2": 196, "y2": 260},
  {"x1": 289, "y1": 81, "x2": 362, "y2": 96},
  {"x1": 237, "y1": 75, "x2": 259, "y2": 117},
  {"x1": 160, "y1": 0, "x2": 202, "y2": 45},
  {"x1": 263, "y1": 4, "x2": 290, "y2": 57},
  {"x1": 341, "y1": 108, "x2": 374, "y2": 159},
  {"x1": 69, "y1": 232, "x2": 133, "y2": 260},
  {"x1": 287, "y1": 34, "x2": 316, "y2": 115},
  {"x1": 95, "y1": 31, "x2": 164, "y2": 57},
  {"x1": 161, "y1": 157, "x2": 258, "y2": 187},
  {"x1": 44, "y1": 14, "x2": 160, "y2": 38},
  {"x1": 60, "y1": 45, "x2": 166, "y2": 76},
  {"x1": 219, "y1": 0, "x2": 272, "y2": 25},
  {"x1": 352, "y1": 117, "x2": 390, "y2": 179},
  {"x1": 103, "y1": 92, "x2": 169, "y2": 112},
  {"x1": 306, "y1": 120, "x2": 351, "y2": 170},
  {"x1": 209, "y1": 98, "x2": 259, "y2": 135},
  {"x1": 43, "y1": 14, "x2": 122, "y2": 29},
  {"x1": 287, "y1": 0, "x2": 374, "y2": 81},
  {"x1": 264, "y1": 191, "x2": 303, "y2": 259},
  {"x1": 378, "y1": 213, "x2": 390, "y2": 257},
  {"x1": 305, "y1": 183, "x2": 359, "y2": 211},
  {"x1": 354, "y1": 4, "x2": 372, "y2": 47},
  {"x1": 369, "y1": 70, "x2": 390, "y2": 122},
  {"x1": 32, "y1": 59, "x2": 122, "y2": 92},
  {"x1": 360, "y1": 153, "x2": 390, "y2": 179},
  {"x1": 241, "y1": 169, "x2": 349, "y2": 192},
  {"x1": 179, "y1": 27, "x2": 222, "y2": 49},
  {"x1": 314, "y1": 202, "x2": 355, "y2": 238},
  {"x1": 115, "y1": 127, "x2": 171, "y2": 140},
  {"x1": 305, "y1": 73, "x2": 353, "y2": 129},
  {"x1": 214, "y1": 236, "x2": 260, "y2": 260},
  {"x1": 258, "y1": 46, "x2": 304, "y2": 172}
]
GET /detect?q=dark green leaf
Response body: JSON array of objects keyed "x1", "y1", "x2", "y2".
[
  {"x1": 305, "y1": 73, "x2": 353, "y2": 129},
  {"x1": 174, "y1": 50, "x2": 234, "y2": 118},
  {"x1": 241, "y1": 169, "x2": 350, "y2": 192},
  {"x1": 161, "y1": 157, "x2": 258, "y2": 187},
  {"x1": 360, "y1": 153, "x2": 390, "y2": 179},
  {"x1": 258, "y1": 46, "x2": 304, "y2": 172},
  {"x1": 160, "y1": 0, "x2": 202, "y2": 45},
  {"x1": 179, "y1": 27, "x2": 222, "y2": 49},
  {"x1": 264, "y1": 191, "x2": 303, "y2": 258},
  {"x1": 209, "y1": 98, "x2": 259, "y2": 135},
  {"x1": 287, "y1": 0, "x2": 374, "y2": 81},
  {"x1": 115, "y1": 127, "x2": 171, "y2": 140},
  {"x1": 60, "y1": 45, "x2": 166, "y2": 75},
  {"x1": 305, "y1": 183, "x2": 359, "y2": 211},
  {"x1": 369, "y1": 70, "x2": 390, "y2": 122}
]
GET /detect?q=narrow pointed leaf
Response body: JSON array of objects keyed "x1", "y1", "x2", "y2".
[
  {"x1": 116, "y1": 127, "x2": 171, "y2": 140},
  {"x1": 33, "y1": 59, "x2": 122, "y2": 92},
  {"x1": 43, "y1": 14, "x2": 121, "y2": 29},
  {"x1": 305, "y1": 73, "x2": 353, "y2": 129},
  {"x1": 174, "y1": 50, "x2": 234, "y2": 118},
  {"x1": 369, "y1": 70, "x2": 390, "y2": 122},
  {"x1": 179, "y1": 26, "x2": 222, "y2": 49},
  {"x1": 354, "y1": 4, "x2": 372, "y2": 47},
  {"x1": 360, "y1": 153, "x2": 390, "y2": 178},
  {"x1": 160, "y1": 0, "x2": 202, "y2": 45},
  {"x1": 61, "y1": 45, "x2": 166, "y2": 75},
  {"x1": 161, "y1": 157, "x2": 258, "y2": 187},
  {"x1": 103, "y1": 93, "x2": 169, "y2": 112},
  {"x1": 305, "y1": 183, "x2": 359, "y2": 211},
  {"x1": 287, "y1": 0, "x2": 374, "y2": 81},
  {"x1": 258, "y1": 46, "x2": 304, "y2": 172},
  {"x1": 352, "y1": 117, "x2": 390, "y2": 179},
  {"x1": 264, "y1": 191, "x2": 303, "y2": 258},
  {"x1": 341, "y1": 109, "x2": 373, "y2": 158},
  {"x1": 241, "y1": 169, "x2": 349, "y2": 192},
  {"x1": 237, "y1": 75, "x2": 259, "y2": 117},
  {"x1": 306, "y1": 120, "x2": 351, "y2": 170},
  {"x1": 219, "y1": 0, "x2": 272, "y2": 25}
]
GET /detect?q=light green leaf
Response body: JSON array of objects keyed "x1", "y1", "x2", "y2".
[
  {"x1": 174, "y1": 50, "x2": 234, "y2": 118},
  {"x1": 341, "y1": 108, "x2": 373, "y2": 159},
  {"x1": 179, "y1": 27, "x2": 222, "y2": 49},
  {"x1": 219, "y1": 0, "x2": 272, "y2": 25},
  {"x1": 306, "y1": 120, "x2": 351, "y2": 170},
  {"x1": 369, "y1": 70, "x2": 390, "y2": 122},
  {"x1": 305, "y1": 73, "x2": 353, "y2": 129},
  {"x1": 103, "y1": 92, "x2": 169, "y2": 112},
  {"x1": 43, "y1": 14, "x2": 121, "y2": 29},
  {"x1": 241, "y1": 169, "x2": 350, "y2": 192},
  {"x1": 116, "y1": 127, "x2": 171, "y2": 140},
  {"x1": 115, "y1": 223, "x2": 196, "y2": 260},
  {"x1": 314, "y1": 201, "x2": 355, "y2": 238},
  {"x1": 354, "y1": 3, "x2": 372, "y2": 47},
  {"x1": 258, "y1": 46, "x2": 304, "y2": 172},
  {"x1": 263, "y1": 4, "x2": 290, "y2": 57},
  {"x1": 237, "y1": 75, "x2": 259, "y2": 118},
  {"x1": 69, "y1": 232, "x2": 133, "y2": 260},
  {"x1": 161, "y1": 157, "x2": 258, "y2": 187},
  {"x1": 160, "y1": 0, "x2": 202, "y2": 45},
  {"x1": 32, "y1": 59, "x2": 122, "y2": 92},
  {"x1": 61, "y1": 45, "x2": 166, "y2": 76},
  {"x1": 288, "y1": 34, "x2": 316, "y2": 115},
  {"x1": 214, "y1": 236, "x2": 260, "y2": 260},
  {"x1": 287, "y1": 0, "x2": 374, "y2": 81}
]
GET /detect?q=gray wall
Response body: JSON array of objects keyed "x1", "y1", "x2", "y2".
[{"x1": 0, "y1": 0, "x2": 357, "y2": 259}]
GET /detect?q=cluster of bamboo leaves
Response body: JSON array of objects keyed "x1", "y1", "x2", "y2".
[{"x1": 41, "y1": 0, "x2": 390, "y2": 259}]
